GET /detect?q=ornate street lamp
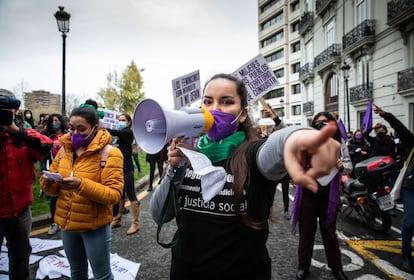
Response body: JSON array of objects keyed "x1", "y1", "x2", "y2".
[
  {"x1": 54, "y1": 6, "x2": 71, "y2": 116},
  {"x1": 341, "y1": 62, "x2": 351, "y2": 132}
]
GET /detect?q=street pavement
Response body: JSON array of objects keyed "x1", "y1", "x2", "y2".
[{"x1": 27, "y1": 177, "x2": 397, "y2": 280}]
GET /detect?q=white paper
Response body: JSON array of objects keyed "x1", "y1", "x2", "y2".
[
  {"x1": 317, "y1": 167, "x2": 338, "y2": 186},
  {"x1": 178, "y1": 147, "x2": 226, "y2": 202},
  {"x1": 30, "y1": 238, "x2": 63, "y2": 254},
  {"x1": 42, "y1": 171, "x2": 63, "y2": 181}
]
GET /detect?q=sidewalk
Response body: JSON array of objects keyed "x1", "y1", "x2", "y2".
[{"x1": 32, "y1": 172, "x2": 154, "y2": 229}]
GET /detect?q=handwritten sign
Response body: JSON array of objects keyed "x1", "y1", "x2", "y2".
[
  {"x1": 100, "y1": 109, "x2": 121, "y2": 129},
  {"x1": 232, "y1": 54, "x2": 279, "y2": 104},
  {"x1": 172, "y1": 70, "x2": 201, "y2": 109}
]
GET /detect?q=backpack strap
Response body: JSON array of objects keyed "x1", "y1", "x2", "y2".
[{"x1": 100, "y1": 144, "x2": 112, "y2": 168}]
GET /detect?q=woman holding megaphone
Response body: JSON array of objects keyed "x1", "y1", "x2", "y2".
[{"x1": 149, "y1": 73, "x2": 340, "y2": 280}]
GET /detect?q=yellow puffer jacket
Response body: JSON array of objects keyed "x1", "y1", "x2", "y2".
[{"x1": 40, "y1": 128, "x2": 124, "y2": 231}]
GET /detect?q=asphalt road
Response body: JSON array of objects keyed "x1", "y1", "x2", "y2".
[{"x1": 24, "y1": 181, "x2": 411, "y2": 279}]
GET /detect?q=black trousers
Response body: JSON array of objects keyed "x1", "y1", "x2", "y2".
[{"x1": 297, "y1": 188, "x2": 342, "y2": 271}]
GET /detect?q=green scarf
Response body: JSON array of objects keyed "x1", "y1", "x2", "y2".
[{"x1": 197, "y1": 131, "x2": 246, "y2": 163}]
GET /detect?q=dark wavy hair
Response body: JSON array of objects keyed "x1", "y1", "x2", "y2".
[
  {"x1": 203, "y1": 73, "x2": 259, "y2": 228},
  {"x1": 70, "y1": 106, "x2": 99, "y2": 126},
  {"x1": 45, "y1": 113, "x2": 68, "y2": 136}
]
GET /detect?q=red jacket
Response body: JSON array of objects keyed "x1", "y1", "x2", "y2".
[{"x1": 0, "y1": 127, "x2": 52, "y2": 218}]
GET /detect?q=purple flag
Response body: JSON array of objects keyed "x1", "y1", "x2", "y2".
[
  {"x1": 362, "y1": 100, "x2": 373, "y2": 132},
  {"x1": 338, "y1": 118, "x2": 347, "y2": 140}
]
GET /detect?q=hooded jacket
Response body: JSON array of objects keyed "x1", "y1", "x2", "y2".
[{"x1": 40, "y1": 128, "x2": 124, "y2": 231}]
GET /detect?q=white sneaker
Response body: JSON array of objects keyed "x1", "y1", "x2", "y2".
[{"x1": 48, "y1": 223, "x2": 59, "y2": 235}]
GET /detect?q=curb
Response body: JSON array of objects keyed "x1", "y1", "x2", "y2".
[{"x1": 32, "y1": 172, "x2": 155, "y2": 229}]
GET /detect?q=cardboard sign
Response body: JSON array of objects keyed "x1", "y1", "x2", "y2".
[
  {"x1": 232, "y1": 54, "x2": 279, "y2": 104},
  {"x1": 172, "y1": 70, "x2": 201, "y2": 109}
]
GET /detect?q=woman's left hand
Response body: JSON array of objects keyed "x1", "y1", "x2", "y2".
[
  {"x1": 284, "y1": 121, "x2": 340, "y2": 193},
  {"x1": 58, "y1": 177, "x2": 82, "y2": 190}
]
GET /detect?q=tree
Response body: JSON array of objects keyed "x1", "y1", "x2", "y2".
[{"x1": 98, "y1": 61, "x2": 145, "y2": 114}]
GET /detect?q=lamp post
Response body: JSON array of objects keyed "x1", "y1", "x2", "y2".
[
  {"x1": 341, "y1": 62, "x2": 351, "y2": 132},
  {"x1": 54, "y1": 6, "x2": 71, "y2": 116}
]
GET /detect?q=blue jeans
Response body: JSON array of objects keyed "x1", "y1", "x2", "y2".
[
  {"x1": 0, "y1": 206, "x2": 32, "y2": 280},
  {"x1": 401, "y1": 188, "x2": 414, "y2": 257},
  {"x1": 62, "y1": 225, "x2": 113, "y2": 280}
]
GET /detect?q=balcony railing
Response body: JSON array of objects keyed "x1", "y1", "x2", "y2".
[
  {"x1": 342, "y1": 20, "x2": 375, "y2": 51},
  {"x1": 349, "y1": 82, "x2": 373, "y2": 102},
  {"x1": 299, "y1": 63, "x2": 314, "y2": 82},
  {"x1": 314, "y1": 44, "x2": 341, "y2": 69},
  {"x1": 387, "y1": 0, "x2": 414, "y2": 27},
  {"x1": 397, "y1": 67, "x2": 414, "y2": 92},
  {"x1": 316, "y1": 0, "x2": 337, "y2": 16},
  {"x1": 298, "y1": 12, "x2": 314, "y2": 36}
]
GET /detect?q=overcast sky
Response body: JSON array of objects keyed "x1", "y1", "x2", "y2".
[{"x1": 0, "y1": 0, "x2": 259, "y2": 109}]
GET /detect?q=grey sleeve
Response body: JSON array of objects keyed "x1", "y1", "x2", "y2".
[
  {"x1": 149, "y1": 165, "x2": 186, "y2": 224},
  {"x1": 257, "y1": 126, "x2": 312, "y2": 181}
]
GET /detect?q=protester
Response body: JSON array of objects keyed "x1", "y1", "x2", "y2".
[
  {"x1": 108, "y1": 113, "x2": 141, "y2": 235},
  {"x1": 347, "y1": 129, "x2": 370, "y2": 178},
  {"x1": 372, "y1": 105, "x2": 414, "y2": 273},
  {"x1": 264, "y1": 102, "x2": 291, "y2": 219},
  {"x1": 23, "y1": 109, "x2": 35, "y2": 129},
  {"x1": 363, "y1": 121, "x2": 396, "y2": 159},
  {"x1": 291, "y1": 112, "x2": 352, "y2": 280},
  {"x1": 40, "y1": 106, "x2": 123, "y2": 280},
  {"x1": 132, "y1": 138, "x2": 143, "y2": 175},
  {"x1": 149, "y1": 73, "x2": 341, "y2": 279},
  {"x1": 0, "y1": 89, "x2": 53, "y2": 280},
  {"x1": 43, "y1": 113, "x2": 68, "y2": 235},
  {"x1": 146, "y1": 145, "x2": 167, "y2": 192},
  {"x1": 15, "y1": 109, "x2": 31, "y2": 128}
]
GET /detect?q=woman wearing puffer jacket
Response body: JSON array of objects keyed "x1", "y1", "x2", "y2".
[{"x1": 40, "y1": 106, "x2": 124, "y2": 280}]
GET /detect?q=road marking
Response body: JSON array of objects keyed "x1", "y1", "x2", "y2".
[{"x1": 347, "y1": 240, "x2": 413, "y2": 280}]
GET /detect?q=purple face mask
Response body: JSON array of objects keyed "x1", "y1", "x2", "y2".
[
  {"x1": 206, "y1": 110, "x2": 242, "y2": 142},
  {"x1": 355, "y1": 134, "x2": 363, "y2": 140},
  {"x1": 70, "y1": 127, "x2": 95, "y2": 149}
]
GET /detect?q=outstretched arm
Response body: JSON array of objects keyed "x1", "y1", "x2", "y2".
[{"x1": 258, "y1": 122, "x2": 340, "y2": 193}]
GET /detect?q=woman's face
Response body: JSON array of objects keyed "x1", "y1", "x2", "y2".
[
  {"x1": 118, "y1": 115, "x2": 129, "y2": 126},
  {"x1": 69, "y1": 116, "x2": 94, "y2": 135},
  {"x1": 201, "y1": 78, "x2": 247, "y2": 122}
]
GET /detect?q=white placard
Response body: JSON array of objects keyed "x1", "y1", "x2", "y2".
[
  {"x1": 172, "y1": 70, "x2": 201, "y2": 109},
  {"x1": 232, "y1": 54, "x2": 279, "y2": 104}
]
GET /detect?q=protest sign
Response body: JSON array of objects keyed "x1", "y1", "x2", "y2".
[
  {"x1": 232, "y1": 54, "x2": 279, "y2": 104},
  {"x1": 172, "y1": 70, "x2": 201, "y2": 109},
  {"x1": 100, "y1": 108, "x2": 121, "y2": 129}
]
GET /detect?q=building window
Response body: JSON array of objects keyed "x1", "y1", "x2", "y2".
[
  {"x1": 292, "y1": 62, "x2": 301, "y2": 73},
  {"x1": 265, "y1": 48, "x2": 284, "y2": 63},
  {"x1": 325, "y1": 19, "x2": 335, "y2": 47},
  {"x1": 261, "y1": 11, "x2": 283, "y2": 30},
  {"x1": 291, "y1": 20, "x2": 300, "y2": 33},
  {"x1": 291, "y1": 41, "x2": 300, "y2": 53},
  {"x1": 261, "y1": 0, "x2": 280, "y2": 13},
  {"x1": 292, "y1": 84, "x2": 301, "y2": 94},
  {"x1": 264, "y1": 87, "x2": 284, "y2": 99},
  {"x1": 274, "y1": 68, "x2": 285, "y2": 78},
  {"x1": 291, "y1": 1, "x2": 300, "y2": 12},
  {"x1": 262, "y1": 29, "x2": 284, "y2": 47},
  {"x1": 325, "y1": 73, "x2": 338, "y2": 104},
  {"x1": 292, "y1": 105, "x2": 301, "y2": 115},
  {"x1": 356, "y1": 55, "x2": 370, "y2": 86}
]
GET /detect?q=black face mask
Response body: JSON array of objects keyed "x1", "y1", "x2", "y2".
[
  {"x1": 312, "y1": 121, "x2": 328, "y2": 130},
  {"x1": 377, "y1": 131, "x2": 386, "y2": 137}
]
